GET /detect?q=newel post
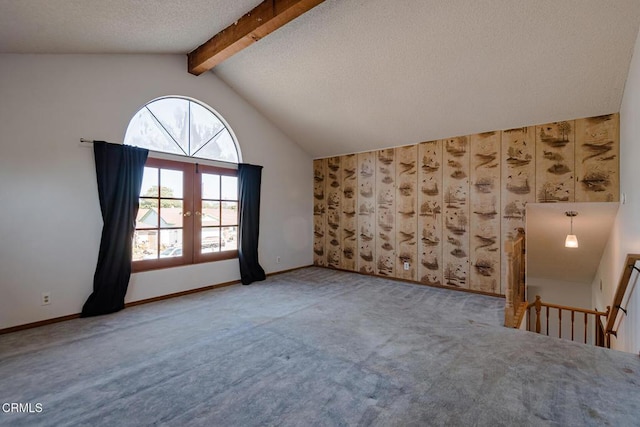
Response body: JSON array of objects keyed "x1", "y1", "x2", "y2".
[
  {"x1": 534, "y1": 295, "x2": 542, "y2": 334},
  {"x1": 504, "y1": 239, "x2": 515, "y2": 327}
]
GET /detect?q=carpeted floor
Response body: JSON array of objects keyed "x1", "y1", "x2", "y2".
[{"x1": 1, "y1": 267, "x2": 639, "y2": 426}]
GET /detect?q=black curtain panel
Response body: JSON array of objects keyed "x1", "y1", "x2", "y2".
[
  {"x1": 81, "y1": 142, "x2": 148, "y2": 317},
  {"x1": 238, "y1": 163, "x2": 266, "y2": 285}
]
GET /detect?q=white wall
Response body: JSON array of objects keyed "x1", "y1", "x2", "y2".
[
  {"x1": 0, "y1": 54, "x2": 313, "y2": 330},
  {"x1": 592, "y1": 27, "x2": 640, "y2": 354},
  {"x1": 527, "y1": 276, "x2": 595, "y2": 344},
  {"x1": 528, "y1": 277, "x2": 593, "y2": 310}
]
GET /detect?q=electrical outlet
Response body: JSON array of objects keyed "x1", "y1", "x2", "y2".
[
  {"x1": 403, "y1": 262, "x2": 410, "y2": 271},
  {"x1": 276, "y1": 256, "x2": 281, "y2": 264},
  {"x1": 41, "y1": 292, "x2": 51, "y2": 306}
]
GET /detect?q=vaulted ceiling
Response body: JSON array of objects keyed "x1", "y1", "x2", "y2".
[{"x1": 2, "y1": 1, "x2": 640, "y2": 158}]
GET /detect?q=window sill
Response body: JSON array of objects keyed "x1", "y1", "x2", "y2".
[{"x1": 132, "y1": 250, "x2": 238, "y2": 273}]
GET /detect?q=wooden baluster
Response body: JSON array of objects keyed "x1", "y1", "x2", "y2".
[
  {"x1": 558, "y1": 309, "x2": 562, "y2": 339},
  {"x1": 546, "y1": 306, "x2": 549, "y2": 335},
  {"x1": 605, "y1": 306, "x2": 611, "y2": 348},
  {"x1": 595, "y1": 314, "x2": 604, "y2": 347},
  {"x1": 527, "y1": 306, "x2": 531, "y2": 331},
  {"x1": 584, "y1": 312, "x2": 587, "y2": 343},
  {"x1": 535, "y1": 296, "x2": 541, "y2": 334},
  {"x1": 571, "y1": 310, "x2": 575, "y2": 341}
]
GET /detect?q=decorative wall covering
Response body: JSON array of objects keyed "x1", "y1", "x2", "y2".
[
  {"x1": 326, "y1": 156, "x2": 341, "y2": 269},
  {"x1": 575, "y1": 115, "x2": 620, "y2": 202},
  {"x1": 396, "y1": 145, "x2": 418, "y2": 281},
  {"x1": 418, "y1": 141, "x2": 443, "y2": 286},
  {"x1": 376, "y1": 149, "x2": 396, "y2": 277},
  {"x1": 536, "y1": 122, "x2": 575, "y2": 203},
  {"x1": 357, "y1": 152, "x2": 376, "y2": 274},
  {"x1": 443, "y1": 137, "x2": 470, "y2": 288},
  {"x1": 312, "y1": 113, "x2": 619, "y2": 295},
  {"x1": 470, "y1": 132, "x2": 501, "y2": 293},
  {"x1": 313, "y1": 159, "x2": 326, "y2": 266},
  {"x1": 341, "y1": 154, "x2": 358, "y2": 271},
  {"x1": 500, "y1": 126, "x2": 535, "y2": 294}
]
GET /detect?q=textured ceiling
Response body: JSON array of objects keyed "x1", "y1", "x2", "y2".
[
  {"x1": 0, "y1": 0, "x2": 262, "y2": 53},
  {"x1": 215, "y1": 0, "x2": 640, "y2": 157},
  {"x1": 526, "y1": 203, "x2": 619, "y2": 284},
  {"x1": 1, "y1": 1, "x2": 640, "y2": 159}
]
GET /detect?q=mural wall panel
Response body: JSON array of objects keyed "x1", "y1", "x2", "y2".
[
  {"x1": 326, "y1": 156, "x2": 341, "y2": 269},
  {"x1": 376, "y1": 149, "x2": 396, "y2": 277},
  {"x1": 313, "y1": 159, "x2": 326, "y2": 266},
  {"x1": 535, "y1": 121, "x2": 575, "y2": 203},
  {"x1": 395, "y1": 145, "x2": 418, "y2": 281},
  {"x1": 501, "y1": 127, "x2": 535, "y2": 294},
  {"x1": 357, "y1": 152, "x2": 376, "y2": 274},
  {"x1": 470, "y1": 132, "x2": 501, "y2": 293},
  {"x1": 340, "y1": 154, "x2": 358, "y2": 271},
  {"x1": 418, "y1": 141, "x2": 443, "y2": 286},
  {"x1": 443, "y1": 137, "x2": 470, "y2": 289},
  {"x1": 575, "y1": 114, "x2": 620, "y2": 202}
]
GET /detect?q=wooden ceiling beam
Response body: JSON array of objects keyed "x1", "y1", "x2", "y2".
[{"x1": 188, "y1": 0, "x2": 325, "y2": 75}]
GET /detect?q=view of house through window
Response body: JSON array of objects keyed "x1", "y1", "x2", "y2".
[
  {"x1": 125, "y1": 96, "x2": 240, "y2": 271},
  {"x1": 134, "y1": 166, "x2": 185, "y2": 261},
  {"x1": 200, "y1": 172, "x2": 239, "y2": 255}
]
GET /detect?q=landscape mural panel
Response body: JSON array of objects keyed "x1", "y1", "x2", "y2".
[{"x1": 418, "y1": 141, "x2": 443, "y2": 286}]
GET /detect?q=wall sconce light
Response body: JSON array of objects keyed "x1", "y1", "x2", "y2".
[{"x1": 565, "y1": 211, "x2": 578, "y2": 248}]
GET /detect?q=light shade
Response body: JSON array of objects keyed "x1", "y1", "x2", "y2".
[{"x1": 565, "y1": 234, "x2": 579, "y2": 248}]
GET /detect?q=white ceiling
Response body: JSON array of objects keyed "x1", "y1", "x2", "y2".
[
  {"x1": 1, "y1": 1, "x2": 640, "y2": 159},
  {"x1": 0, "y1": 0, "x2": 262, "y2": 53},
  {"x1": 526, "y1": 203, "x2": 619, "y2": 284},
  {"x1": 215, "y1": 0, "x2": 640, "y2": 157}
]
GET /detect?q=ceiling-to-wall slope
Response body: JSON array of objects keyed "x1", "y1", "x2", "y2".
[{"x1": 215, "y1": 0, "x2": 640, "y2": 158}]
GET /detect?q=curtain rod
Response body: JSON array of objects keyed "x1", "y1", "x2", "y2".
[{"x1": 79, "y1": 138, "x2": 239, "y2": 167}]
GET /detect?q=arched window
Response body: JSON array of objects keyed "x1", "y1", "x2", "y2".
[
  {"x1": 124, "y1": 97, "x2": 240, "y2": 272},
  {"x1": 124, "y1": 96, "x2": 240, "y2": 163}
]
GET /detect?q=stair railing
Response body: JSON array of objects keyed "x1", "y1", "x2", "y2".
[
  {"x1": 504, "y1": 242, "x2": 639, "y2": 348},
  {"x1": 527, "y1": 296, "x2": 609, "y2": 347},
  {"x1": 604, "y1": 254, "x2": 640, "y2": 347}
]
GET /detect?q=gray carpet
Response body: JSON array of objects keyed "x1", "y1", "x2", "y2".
[{"x1": 1, "y1": 267, "x2": 639, "y2": 426}]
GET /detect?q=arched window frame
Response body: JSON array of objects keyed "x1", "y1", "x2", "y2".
[{"x1": 124, "y1": 96, "x2": 242, "y2": 272}]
